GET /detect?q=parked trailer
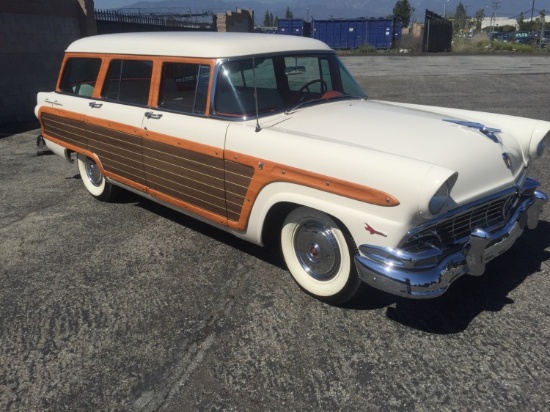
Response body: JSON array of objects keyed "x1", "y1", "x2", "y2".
[
  {"x1": 312, "y1": 18, "x2": 398, "y2": 49},
  {"x1": 277, "y1": 19, "x2": 311, "y2": 37}
]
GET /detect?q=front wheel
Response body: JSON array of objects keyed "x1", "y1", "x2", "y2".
[
  {"x1": 77, "y1": 154, "x2": 118, "y2": 201},
  {"x1": 280, "y1": 207, "x2": 363, "y2": 304}
]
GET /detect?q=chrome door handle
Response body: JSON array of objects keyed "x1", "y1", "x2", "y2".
[
  {"x1": 145, "y1": 111, "x2": 163, "y2": 120},
  {"x1": 89, "y1": 102, "x2": 103, "y2": 108}
]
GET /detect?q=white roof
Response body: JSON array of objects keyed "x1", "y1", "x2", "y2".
[{"x1": 66, "y1": 32, "x2": 332, "y2": 58}]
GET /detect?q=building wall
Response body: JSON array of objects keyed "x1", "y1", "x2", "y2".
[
  {"x1": 481, "y1": 17, "x2": 518, "y2": 30},
  {"x1": 217, "y1": 9, "x2": 254, "y2": 33},
  {"x1": 0, "y1": 0, "x2": 96, "y2": 126}
]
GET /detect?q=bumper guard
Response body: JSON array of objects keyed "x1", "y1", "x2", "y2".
[{"x1": 354, "y1": 190, "x2": 548, "y2": 298}]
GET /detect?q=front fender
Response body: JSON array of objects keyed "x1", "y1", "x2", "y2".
[{"x1": 235, "y1": 181, "x2": 411, "y2": 249}]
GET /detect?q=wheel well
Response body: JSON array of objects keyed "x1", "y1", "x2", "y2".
[
  {"x1": 261, "y1": 202, "x2": 297, "y2": 249},
  {"x1": 261, "y1": 202, "x2": 357, "y2": 253}
]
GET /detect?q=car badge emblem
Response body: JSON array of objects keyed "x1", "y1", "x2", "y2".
[
  {"x1": 365, "y1": 223, "x2": 387, "y2": 237},
  {"x1": 502, "y1": 153, "x2": 513, "y2": 169},
  {"x1": 443, "y1": 120, "x2": 502, "y2": 144}
]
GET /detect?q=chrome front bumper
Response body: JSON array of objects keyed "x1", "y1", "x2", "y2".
[{"x1": 354, "y1": 190, "x2": 548, "y2": 299}]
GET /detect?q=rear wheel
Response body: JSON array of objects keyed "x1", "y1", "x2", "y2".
[
  {"x1": 77, "y1": 154, "x2": 118, "y2": 201},
  {"x1": 280, "y1": 206, "x2": 363, "y2": 304}
]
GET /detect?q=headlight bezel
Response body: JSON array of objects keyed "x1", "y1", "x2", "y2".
[
  {"x1": 536, "y1": 133, "x2": 548, "y2": 156},
  {"x1": 530, "y1": 130, "x2": 549, "y2": 158},
  {"x1": 429, "y1": 182, "x2": 450, "y2": 215}
]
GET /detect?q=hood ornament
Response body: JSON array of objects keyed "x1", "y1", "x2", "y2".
[{"x1": 444, "y1": 120, "x2": 502, "y2": 144}]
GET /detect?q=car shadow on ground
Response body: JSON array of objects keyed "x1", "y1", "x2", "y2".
[
  {"x1": 128, "y1": 193, "x2": 550, "y2": 334},
  {"x1": 379, "y1": 222, "x2": 550, "y2": 334},
  {"x1": 130, "y1": 194, "x2": 281, "y2": 265}
]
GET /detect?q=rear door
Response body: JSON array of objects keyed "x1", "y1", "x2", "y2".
[{"x1": 84, "y1": 57, "x2": 153, "y2": 190}]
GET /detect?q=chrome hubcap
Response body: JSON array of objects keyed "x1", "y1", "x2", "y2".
[
  {"x1": 84, "y1": 157, "x2": 102, "y2": 187},
  {"x1": 294, "y1": 220, "x2": 341, "y2": 281}
]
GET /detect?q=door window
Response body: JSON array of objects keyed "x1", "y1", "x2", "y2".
[
  {"x1": 158, "y1": 63, "x2": 210, "y2": 114},
  {"x1": 102, "y1": 59, "x2": 153, "y2": 106}
]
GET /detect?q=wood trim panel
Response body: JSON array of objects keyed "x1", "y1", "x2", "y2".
[
  {"x1": 87, "y1": 123, "x2": 146, "y2": 186},
  {"x1": 224, "y1": 150, "x2": 400, "y2": 231},
  {"x1": 142, "y1": 138, "x2": 228, "y2": 218},
  {"x1": 224, "y1": 161, "x2": 255, "y2": 222},
  {"x1": 41, "y1": 112, "x2": 88, "y2": 150}
]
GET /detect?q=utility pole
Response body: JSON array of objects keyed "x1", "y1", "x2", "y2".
[
  {"x1": 443, "y1": 0, "x2": 450, "y2": 18},
  {"x1": 531, "y1": 0, "x2": 536, "y2": 21},
  {"x1": 490, "y1": 1, "x2": 501, "y2": 32}
]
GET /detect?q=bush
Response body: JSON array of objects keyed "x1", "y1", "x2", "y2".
[{"x1": 452, "y1": 37, "x2": 535, "y2": 53}]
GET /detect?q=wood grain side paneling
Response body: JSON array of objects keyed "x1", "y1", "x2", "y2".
[
  {"x1": 86, "y1": 123, "x2": 145, "y2": 185},
  {"x1": 41, "y1": 113, "x2": 88, "y2": 149},
  {"x1": 142, "y1": 138, "x2": 229, "y2": 218},
  {"x1": 224, "y1": 160, "x2": 254, "y2": 221}
]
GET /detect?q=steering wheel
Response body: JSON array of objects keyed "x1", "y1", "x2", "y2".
[{"x1": 299, "y1": 79, "x2": 328, "y2": 94}]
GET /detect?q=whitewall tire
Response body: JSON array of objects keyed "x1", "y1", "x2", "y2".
[
  {"x1": 281, "y1": 206, "x2": 363, "y2": 304},
  {"x1": 77, "y1": 154, "x2": 117, "y2": 201}
]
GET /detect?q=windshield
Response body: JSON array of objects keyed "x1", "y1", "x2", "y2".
[{"x1": 214, "y1": 53, "x2": 366, "y2": 118}]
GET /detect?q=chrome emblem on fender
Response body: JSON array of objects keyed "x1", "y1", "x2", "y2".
[{"x1": 444, "y1": 120, "x2": 502, "y2": 144}]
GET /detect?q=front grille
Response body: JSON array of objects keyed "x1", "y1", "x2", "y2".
[
  {"x1": 402, "y1": 191, "x2": 520, "y2": 253},
  {"x1": 436, "y1": 195, "x2": 515, "y2": 244}
]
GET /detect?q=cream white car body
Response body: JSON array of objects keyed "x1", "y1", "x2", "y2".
[{"x1": 36, "y1": 32, "x2": 549, "y2": 303}]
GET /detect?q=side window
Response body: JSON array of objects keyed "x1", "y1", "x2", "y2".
[
  {"x1": 158, "y1": 63, "x2": 210, "y2": 114},
  {"x1": 102, "y1": 59, "x2": 152, "y2": 106},
  {"x1": 59, "y1": 57, "x2": 101, "y2": 97}
]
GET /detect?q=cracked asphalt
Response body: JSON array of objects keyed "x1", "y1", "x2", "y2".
[{"x1": 1, "y1": 55, "x2": 549, "y2": 411}]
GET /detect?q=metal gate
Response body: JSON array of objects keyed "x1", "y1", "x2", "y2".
[
  {"x1": 422, "y1": 10, "x2": 452, "y2": 52},
  {"x1": 95, "y1": 10, "x2": 216, "y2": 34}
]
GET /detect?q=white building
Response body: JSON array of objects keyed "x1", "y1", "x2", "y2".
[{"x1": 481, "y1": 17, "x2": 518, "y2": 30}]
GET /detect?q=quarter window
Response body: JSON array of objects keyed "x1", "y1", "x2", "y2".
[
  {"x1": 102, "y1": 59, "x2": 153, "y2": 106},
  {"x1": 59, "y1": 58, "x2": 101, "y2": 97}
]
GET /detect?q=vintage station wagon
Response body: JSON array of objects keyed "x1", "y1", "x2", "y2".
[{"x1": 36, "y1": 32, "x2": 548, "y2": 304}]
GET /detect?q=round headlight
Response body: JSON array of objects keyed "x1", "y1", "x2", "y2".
[{"x1": 429, "y1": 183, "x2": 449, "y2": 215}]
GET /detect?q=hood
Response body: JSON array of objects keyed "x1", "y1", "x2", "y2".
[{"x1": 267, "y1": 99, "x2": 531, "y2": 204}]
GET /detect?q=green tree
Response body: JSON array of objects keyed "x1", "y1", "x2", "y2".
[
  {"x1": 285, "y1": 7, "x2": 293, "y2": 19},
  {"x1": 393, "y1": 0, "x2": 414, "y2": 28},
  {"x1": 536, "y1": 9, "x2": 546, "y2": 31},
  {"x1": 517, "y1": 12, "x2": 526, "y2": 30},
  {"x1": 453, "y1": 2, "x2": 468, "y2": 35},
  {"x1": 263, "y1": 10, "x2": 276, "y2": 26},
  {"x1": 474, "y1": 8, "x2": 485, "y2": 32}
]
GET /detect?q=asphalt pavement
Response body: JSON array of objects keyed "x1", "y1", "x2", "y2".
[{"x1": 1, "y1": 54, "x2": 549, "y2": 411}]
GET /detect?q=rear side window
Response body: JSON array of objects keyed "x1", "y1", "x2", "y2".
[
  {"x1": 102, "y1": 59, "x2": 153, "y2": 106},
  {"x1": 59, "y1": 58, "x2": 101, "y2": 97},
  {"x1": 158, "y1": 63, "x2": 210, "y2": 114}
]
